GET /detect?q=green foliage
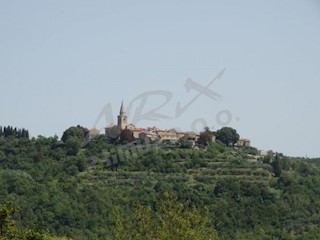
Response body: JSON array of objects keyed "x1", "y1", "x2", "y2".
[
  {"x1": 272, "y1": 154, "x2": 283, "y2": 177},
  {"x1": 0, "y1": 203, "x2": 17, "y2": 238},
  {"x1": 207, "y1": 140, "x2": 227, "y2": 156},
  {"x1": 0, "y1": 203, "x2": 67, "y2": 240},
  {"x1": 114, "y1": 192, "x2": 219, "y2": 240},
  {"x1": 242, "y1": 146, "x2": 258, "y2": 155},
  {"x1": 197, "y1": 127, "x2": 215, "y2": 147},
  {"x1": 0, "y1": 125, "x2": 320, "y2": 239},
  {"x1": 216, "y1": 127, "x2": 239, "y2": 147},
  {"x1": 177, "y1": 137, "x2": 193, "y2": 149},
  {"x1": 61, "y1": 125, "x2": 89, "y2": 155},
  {"x1": 0, "y1": 126, "x2": 29, "y2": 139},
  {"x1": 61, "y1": 125, "x2": 88, "y2": 143}
]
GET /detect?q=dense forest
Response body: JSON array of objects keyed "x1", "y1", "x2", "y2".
[{"x1": 0, "y1": 125, "x2": 320, "y2": 239}]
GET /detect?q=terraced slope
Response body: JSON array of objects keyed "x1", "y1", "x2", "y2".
[{"x1": 83, "y1": 145, "x2": 273, "y2": 189}]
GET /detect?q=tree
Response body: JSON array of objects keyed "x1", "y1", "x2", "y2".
[
  {"x1": 272, "y1": 154, "x2": 282, "y2": 177},
  {"x1": 61, "y1": 125, "x2": 88, "y2": 143},
  {"x1": 114, "y1": 192, "x2": 219, "y2": 240},
  {"x1": 178, "y1": 137, "x2": 193, "y2": 149},
  {"x1": 120, "y1": 129, "x2": 135, "y2": 143},
  {"x1": 65, "y1": 137, "x2": 81, "y2": 156},
  {"x1": 61, "y1": 125, "x2": 89, "y2": 155},
  {"x1": 0, "y1": 126, "x2": 29, "y2": 139},
  {"x1": 21, "y1": 129, "x2": 29, "y2": 139},
  {"x1": 0, "y1": 203, "x2": 67, "y2": 240},
  {"x1": 0, "y1": 203, "x2": 17, "y2": 238},
  {"x1": 216, "y1": 127, "x2": 239, "y2": 147},
  {"x1": 197, "y1": 127, "x2": 215, "y2": 147}
]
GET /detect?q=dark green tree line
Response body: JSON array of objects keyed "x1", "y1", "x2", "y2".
[{"x1": 0, "y1": 126, "x2": 29, "y2": 139}]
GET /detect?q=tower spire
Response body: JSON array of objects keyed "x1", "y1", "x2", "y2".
[
  {"x1": 119, "y1": 101, "x2": 125, "y2": 114},
  {"x1": 118, "y1": 101, "x2": 128, "y2": 130}
]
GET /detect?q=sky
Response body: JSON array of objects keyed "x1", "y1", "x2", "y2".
[{"x1": 1, "y1": 0, "x2": 320, "y2": 157}]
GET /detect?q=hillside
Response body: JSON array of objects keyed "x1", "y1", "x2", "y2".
[{"x1": 0, "y1": 127, "x2": 320, "y2": 239}]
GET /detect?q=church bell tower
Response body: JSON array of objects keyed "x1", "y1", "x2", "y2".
[{"x1": 118, "y1": 101, "x2": 128, "y2": 130}]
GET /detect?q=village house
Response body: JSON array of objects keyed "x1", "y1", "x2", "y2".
[
  {"x1": 236, "y1": 138, "x2": 251, "y2": 147},
  {"x1": 105, "y1": 102, "x2": 198, "y2": 144}
]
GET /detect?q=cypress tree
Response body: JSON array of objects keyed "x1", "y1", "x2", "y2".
[
  {"x1": 3, "y1": 126, "x2": 7, "y2": 137},
  {"x1": 25, "y1": 130, "x2": 29, "y2": 139}
]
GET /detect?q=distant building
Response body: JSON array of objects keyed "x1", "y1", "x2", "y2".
[
  {"x1": 257, "y1": 150, "x2": 275, "y2": 157},
  {"x1": 117, "y1": 101, "x2": 128, "y2": 130},
  {"x1": 236, "y1": 138, "x2": 251, "y2": 147},
  {"x1": 105, "y1": 101, "x2": 134, "y2": 139},
  {"x1": 158, "y1": 129, "x2": 178, "y2": 143},
  {"x1": 105, "y1": 101, "x2": 207, "y2": 146},
  {"x1": 257, "y1": 150, "x2": 268, "y2": 156}
]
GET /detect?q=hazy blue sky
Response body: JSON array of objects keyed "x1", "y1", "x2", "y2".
[{"x1": 1, "y1": 1, "x2": 319, "y2": 157}]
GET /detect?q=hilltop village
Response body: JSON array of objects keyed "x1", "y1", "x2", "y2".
[{"x1": 104, "y1": 101, "x2": 251, "y2": 149}]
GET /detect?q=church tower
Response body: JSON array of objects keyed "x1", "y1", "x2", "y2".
[{"x1": 118, "y1": 101, "x2": 128, "y2": 130}]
